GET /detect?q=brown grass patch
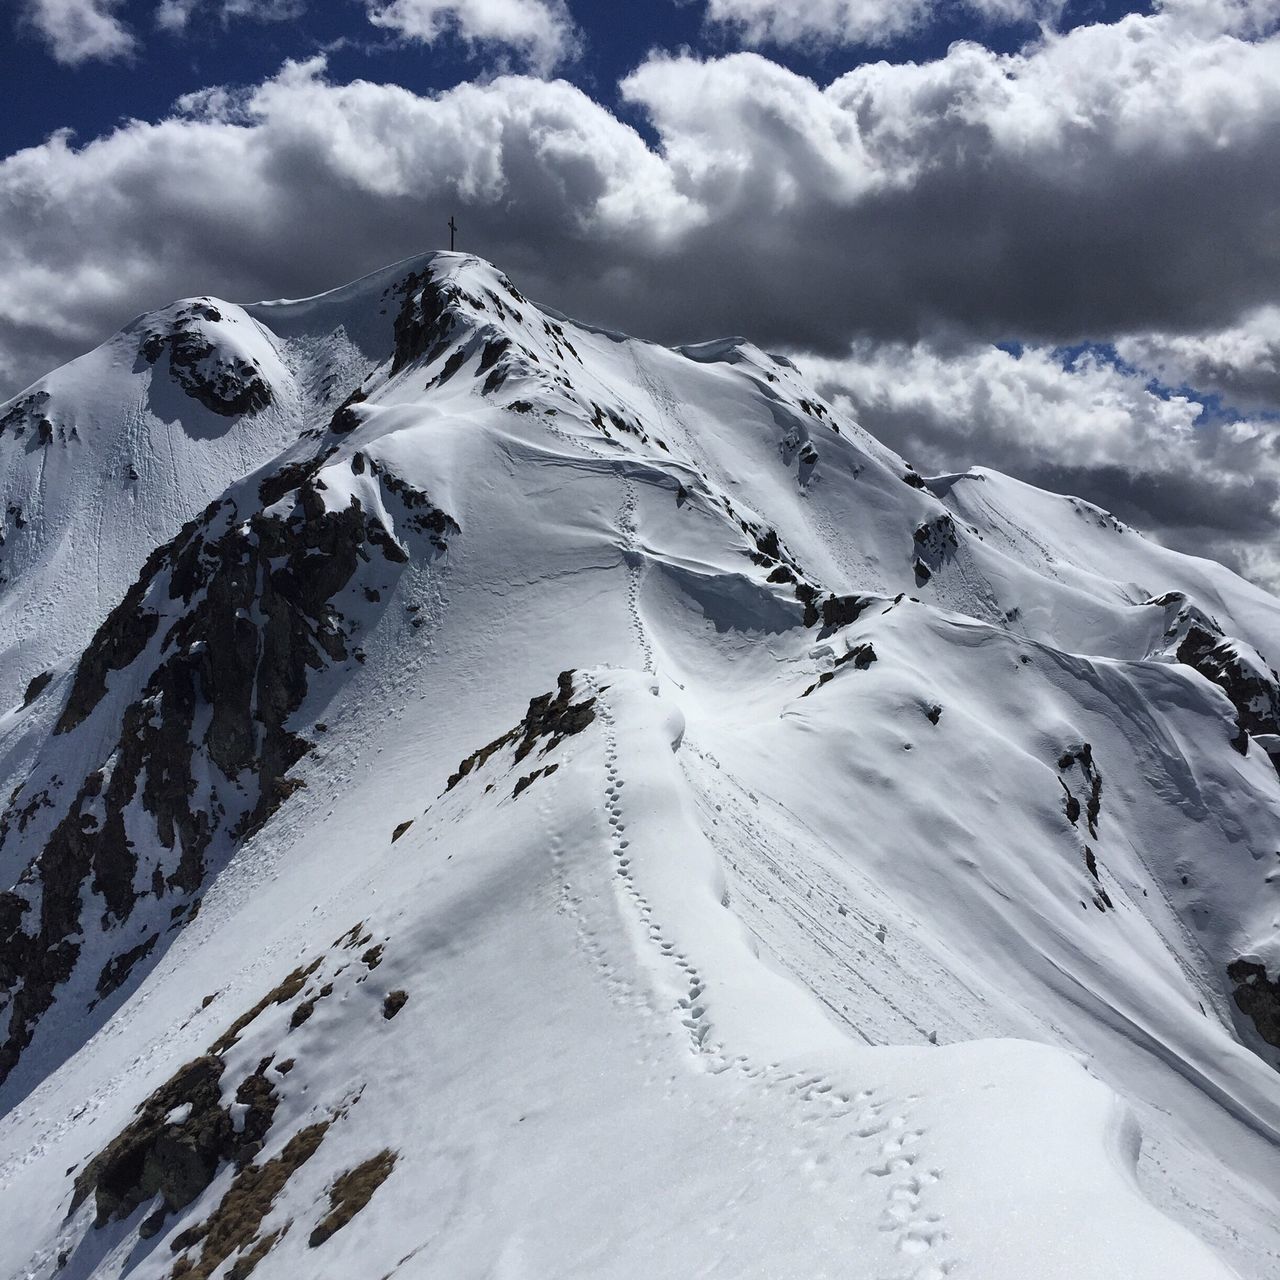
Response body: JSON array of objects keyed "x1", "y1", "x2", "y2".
[
  {"x1": 308, "y1": 1150, "x2": 398, "y2": 1248},
  {"x1": 169, "y1": 1121, "x2": 331, "y2": 1280}
]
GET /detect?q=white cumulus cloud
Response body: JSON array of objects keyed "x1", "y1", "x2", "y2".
[
  {"x1": 21, "y1": 0, "x2": 136, "y2": 64},
  {"x1": 2, "y1": 7, "x2": 1278, "y2": 383},
  {"x1": 366, "y1": 0, "x2": 579, "y2": 73},
  {"x1": 1156, "y1": 0, "x2": 1280, "y2": 38}
]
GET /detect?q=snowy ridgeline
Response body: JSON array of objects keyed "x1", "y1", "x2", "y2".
[{"x1": 0, "y1": 252, "x2": 1276, "y2": 1279}]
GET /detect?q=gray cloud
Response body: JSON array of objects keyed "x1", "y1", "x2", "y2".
[
  {"x1": 1116, "y1": 309, "x2": 1280, "y2": 416},
  {"x1": 1034, "y1": 462, "x2": 1279, "y2": 539},
  {"x1": 609, "y1": 21, "x2": 1280, "y2": 350},
  {"x1": 3, "y1": 11, "x2": 1280, "y2": 388}
]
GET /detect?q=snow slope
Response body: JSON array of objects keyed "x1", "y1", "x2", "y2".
[
  {"x1": 0, "y1": 252, "x2": 1277, "y2": 1280},
  {"x1": 0, "y1": 256, "x2": 416, "y2": 706}
]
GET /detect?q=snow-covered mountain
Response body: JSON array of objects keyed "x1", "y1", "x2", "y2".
[{"x1": 0, "y1": 252, "x2": 1277, "y2": 1280}]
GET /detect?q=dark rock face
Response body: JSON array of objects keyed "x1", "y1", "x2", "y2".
[
  {"x1": 0, "y1": 389, "x2": 54, "y2": 441},
  {"x1": 96, "y1": 933, "x2": 160, "y2": 1002},
  {"x1": 328, "y1": 387, "x2": 367, "y2": 436},
  {"x1": 71, "y1": 930, "x2": 390, "y2": 1265},
  {"x1": 841, "y1": 643, "x2": 877, "y2": 671},
  {"x1": 799, "y1": 640, "x2": 877, "y2": 698},
  {"x1": 71, "y1": 1053, "x2": 279, "y2": 1229},
  {"x1": 170, "y1": 1120, "x2": 330, "y2": 1279},
  {"x1": 209, "y1": 959, "x2": 321, "y2": 1056},
  {"x1": 740, "y1": 523, "x2": 832, "y2": 626},
  {"x1": 795, "y1": 588, "x2": 874, "y2": 634},
  {"x1": 21, "y1": 670, "x2": 52, "y2": 708},
  {"x1": 752, "y1": 529, "x2": 782, "y2": 563},
  {"x1": 1057, "y1": 743, "x2": 1103, "y2": 838},
  {"x1": 913, "y1": 514, "x2": 958, "y2": 585},
  {"x1": 0, "y1": 892, "x2": 30, "y2": 990},
  {"x1": 56, "y1": 563, "x2": 165, "y2": 734},
  {"x1": 289, "y1": 982, "x2": 333, "y2": 1029},
  {"x1": 0, "y1": 455, "x2": 456, "y2": 1088},
  {"x1": 513, "y1": 762, "x2": 559, "y2": 798},
  {"x1": 820, "y1": 595, "x2": 873, "y2": 637},
  {"x1": 1228, "y1": 957, "x2": 1280, "y2": 1054},
  {"x1": 1083, "y1": 846, "x2": 1113, "y2": 912},
  {"x1": 1176, "y1": 624, "x2": 1280, "y2": 740},
  {"x1": 478, "y1": 337, "x2": 510, "y2": 375},
  {"x1": 362, "y1": 456, "x2": 460, "y2": 554},
  {"x1": 390, "y1": 269, "x2": 456, "y2": 376},
  {"x1": 66, "y1": 922, "x2": 402, "y2": 1269},
  {"x1": 1055, "y1": 744, "x2": 1112, "y2": 911},
  {"x1": 141, "y1": 303, "x2": 272, "y2": 417},
  {"x1": 257, "y1": 448, "x2": 337, "y2": 510}
]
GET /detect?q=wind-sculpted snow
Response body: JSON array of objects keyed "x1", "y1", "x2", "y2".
[{"x1": 0, "y1": 252, "x2": 1277, "y2": 1279}]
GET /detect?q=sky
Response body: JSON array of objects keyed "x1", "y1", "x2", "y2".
[{"x1": 2, "y1": 0, "x2": 1279, "y2": 586}]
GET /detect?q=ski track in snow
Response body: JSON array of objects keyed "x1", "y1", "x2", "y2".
[
  {"x1": 681, "y1": 739, "x2": 964, "y2": 1275},
  {"x1": 681, "y1": 734, "x2": 1037, "y2": 1057},
  {"x1": 960, "y1": 485, "x2": 1071, "y2": 586},
  {"x1": 688, "y1": 744, "x2": 929, "y2": 1045},
  {"x1": 928, "y1": 536, "x2": 1007, "y2": 628},
  {"x1": 628, "y1": 345, "x2": 689, "y2": 455}
]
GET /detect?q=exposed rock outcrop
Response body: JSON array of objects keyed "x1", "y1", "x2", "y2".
[
  {"x1": 1228, "y1": 956, "x2": 1280, "y2": 1055},
  {"x1": 0, "y1": 456, "x2": 456, "y2": 1087},
  {"x1": 141, "y1": 303, "x2": 272, "y2": 417},
  {"x1": 446, "y1": 671, "x2": 596, "y2": 793}
]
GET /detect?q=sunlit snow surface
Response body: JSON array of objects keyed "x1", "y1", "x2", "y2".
[{"x1": 0, "y1": 254, "x2": 1276, "y2": 1279}]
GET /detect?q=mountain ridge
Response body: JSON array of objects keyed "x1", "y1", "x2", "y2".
[{"x1": 0, "y1": 251, "x2": 1277, "y2": 1279}]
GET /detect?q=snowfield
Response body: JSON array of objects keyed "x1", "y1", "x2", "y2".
[{"x1": 0, "y1": 253, "x2": 1276, "y2": 1279}]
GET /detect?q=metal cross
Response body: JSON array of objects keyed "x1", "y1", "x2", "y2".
[{"x1": 448, "y1": 216, "x2": 458, "y2": 252}]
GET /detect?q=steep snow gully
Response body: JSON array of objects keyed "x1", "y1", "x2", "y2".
[{"x1": 0, "y1": 252, "x2": 1277, "y2": 1279}]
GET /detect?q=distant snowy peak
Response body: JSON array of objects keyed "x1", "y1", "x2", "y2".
[
  {"x1": 131, "y1": 299, "x2": 283, "y2": 419},
  {"x1": 0, "y1": 292, "x2": 321, "y2": 707}
]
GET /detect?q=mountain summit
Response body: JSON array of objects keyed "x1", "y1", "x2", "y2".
[{"x1": 0, "y1": 252, "x2": 1277, "y2": 1279}]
